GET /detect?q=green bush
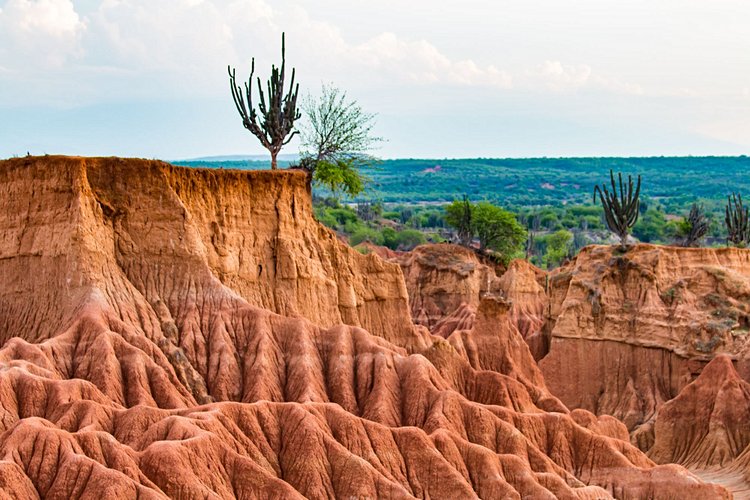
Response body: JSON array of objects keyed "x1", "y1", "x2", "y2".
[
  {"x1": 343, "y1": 220, "x2": 365, "y2": 234},
  {"x1": 543, "y1": 230, "x2": 573, "y2": 269},
  {"x1": 327, "y1": 207, "x2": 359, "y2": 226},
  {"x1": 633, "y1": 209, "x2": 667, "y2": 243},
  {"x1": 395, "y1": 229, "x2": 426, "y2": 250},
  {"x1": 315, "y1": 208, "x2": 340, "y2": 229},
  {"x1": 381, "y1": 227, "x2": 398, "y2": 249},
  {"x1": 349, "y1": 227, "x2": 384, "y2": 246}
]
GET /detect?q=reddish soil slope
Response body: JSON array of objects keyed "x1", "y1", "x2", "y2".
[
  {"x1": 650, "y1": 355, "x2": 750, "y2": 468},
  {"x1": 396, "y1": 244, "x2": 549, "y2": 359},
  {"x1": 0, "y1": 156, "x2": 727, "y2": 498},
  {"x1": 540, "y1": 244, "x2": 750, "y2": 448}
]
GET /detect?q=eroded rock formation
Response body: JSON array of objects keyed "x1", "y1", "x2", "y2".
[
  {"x1": 395, "y1": 244, "x2": 549, "y2": 359},
  {"x1": 649, "y1": 355, "x2": 750, "y2": 469},
  {"x1": 391, "y1": 236, "x2": 750, "y2": 495},
  {"x1": 0, "y1": 156, "x2": 729, "y2": 498},
  {"x1": 540, "y1": 244, "x2": 750, "y2": 452}
]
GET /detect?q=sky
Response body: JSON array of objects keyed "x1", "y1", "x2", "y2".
[{"x1": 0, "y1": 0, "x2": 749, "y2": 159}]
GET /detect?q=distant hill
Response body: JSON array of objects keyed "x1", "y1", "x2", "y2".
[
  {"x1": 173, "y1": 156, "x2": 750, "y2": 211},
  {"x1": 175, "y1": 153, "x2": 299, "y2": 163}
]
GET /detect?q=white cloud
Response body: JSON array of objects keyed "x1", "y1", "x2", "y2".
[
  {"x1": 527, "y1": 60, "x2": 644, "y2": 96},
  {"x1": 349, "y1": 33, "x2": 512, "y2": 88},
  {"x1": 0, "y1": 0, "x2": 85, "y2": 67},
  {"x1": 0, "y1": 0, "x2": 516, "y2": 105},
  {"x1": 89, "y1": 0, "x2": 236, "y2": 69},
  {"x1": 2, "y1": 0, "x2": 748, "y2": 158},
  {"x1": 537, "y1": 60, "x2": 592, "y2": 90}
]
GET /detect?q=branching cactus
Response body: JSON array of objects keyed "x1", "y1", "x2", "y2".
[
  {"x1": 725, "y1": 193, "x2": 749, "y2": 247},
  {"x1": 683, "y1": 203, "x2": 709, "y2": 247},
  {"x1": 593, "y1": 170, "x2": 641, "y2": 248},
  {"x1": 228, "y1": 33, "x2": 301, "y2": 170}
]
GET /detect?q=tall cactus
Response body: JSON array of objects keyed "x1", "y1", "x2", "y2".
[
  {"x1": 228, "y1": 33, "x2": 301, "y2": 170},
  {"x1": 593, "y1": 170, "x2": 641, "y2": 248},
  {"x1": 456, "y1": 195, "x2": 473, "y2": 246},
  {"x1": 725, "y1": 193, "x2": 749, "y2": 246},
  {"x1": 683, "y1": 203, "x2": 709, "y2": 247}
]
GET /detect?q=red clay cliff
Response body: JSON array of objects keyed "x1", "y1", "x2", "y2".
[{"x1": 0, "y1": 156, "x2": 730, "y2": 499}]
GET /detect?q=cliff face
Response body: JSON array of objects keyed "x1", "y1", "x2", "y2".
[
  {"x1": 396, "y1": 244, "x2": 502, "y2": 329},
  {"x1": 0, "y1": 156, "x2": 728, "y2": 499},
  {"x1": 395, "y1": 244, "x2": 549, "y2": 358},
  {"x1": 2, "y1": 156, "x2": 416, "y2": 344},
  {"x1": 395, "y1": 239, "x2": 750, "y2": 491},
  {"x1": 540, "y1": 244, "x2": 750, "y2": 450},
  {"x1": 649, "y1": 355, "x2": 750, "y2": 468}
]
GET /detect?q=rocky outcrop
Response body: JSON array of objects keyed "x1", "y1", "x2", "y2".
[
  {"x1": 540, "y1": 244, "x2": 750, "y2": 449},
  {"x1": 386, "y1": 227, "x2": 750, "y2": 494},
  {"x1": 0, "y1": 156, "x2": 728, "y2": 498},
  {"x1": 650, "y1": 355, "x2": 750, "y2": 469},
  {"x1": 396, "y1": 244, "x2": 503, "y2": 329},
  {"x1": 395, "y1": 244, "x2": 549, "y2": 358}
]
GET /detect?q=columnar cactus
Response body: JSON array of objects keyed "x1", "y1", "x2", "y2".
[
  {"x1": 683, "y1": 203, "x2": 709, "y2": 247},
  {"x1": 228, "y1": 33, "x2": 301, "y2": 170},
  {"x1": 593, "y1": 170, "x2": 641, "y2": 249},
  {"x1": 725, "y1": 193, "x2": 749, "y2": 246}
]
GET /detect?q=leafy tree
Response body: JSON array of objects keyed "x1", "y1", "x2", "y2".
[
  {"x1": 300, "y1": 84, "x2": 381, "y2": 197},
  {"x1": 543, "y1": 230, "x2": 573, "y2": 268},
  {"x1": 445, "y1": 199, "x2": 526, "y2": 262},
  {"x1": 399, "y1": 207, "x2": 415, "y2": 224},
  {"x1": 326, "y1": 207, "x2": 359, "y2": 226},
  {"x1": 395, "y1": 229, "x2": 426, "y2": 250},
  {"x1": 314, "y1": 208, "x2": 339, "y2": 229},
  {"x1": 539, "y1": 211, "x2": 560, "y2": 230},
  {"x1": 581, "y1": 215, "x2": 603, "y2": 230},
  {"x1": 228, "y1": 33, "x2": 300, "y2": 170},
  {"x1": 382, "y1": 210, "x2": 400, "y2": 222},
  {"x1": 381, "y1": 227, "x2": 398, "y2": 249},
  {"x1": 313, "y1": 159, "x2": 365, "y2": 198},
  {"x1": 423, "y1": 210, "x2": 444, "y2": 228},
  {"x1": 561, "y1": 214, "x2": 578, "y2": 229},
  {"x1": 444, "y1": 196, "x2": 473, "y2": 246},
  {"x1": 633, "y1": 209, "x2": 666, "y2": 243},
  {"x1": 473, "y1": 202, "x2": 526, "y2": 254},
  {"x1": 349, "y1": 227, "x2": 383, "y2": 246},
  {"x1": 639, "y1": 199, "x2": 649, "y2": 215}
]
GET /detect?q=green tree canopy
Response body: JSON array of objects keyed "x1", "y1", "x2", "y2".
[
  {"x1": 312, "y1": 159, "x2": 365, "y2": 199},
  {"x1": 543, "y1": 230, "x2": 573, "y2": 269},
  {"x1": 473, "y1": 202, "x2": 526, "y2": 254},
  {"x1": 444, "y1": 196, "x2": 473, "y2": 246},
  {"x1": 633, "y1": 209, "x2": 667, "y2": 243},
  {"x1": 299, "y1": 84, "x2": 381, "y2": 198},
  {"x1": 444, "y1": 198, "x2": 526, "y2": 263}
]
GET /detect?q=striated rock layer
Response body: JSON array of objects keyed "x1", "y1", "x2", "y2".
[
  {"x1": 0, "y1": 156, "x2": 728, "y2": 498},
  {"x1": 386, "y1": 229, "x2": 750, "y2": 490},
  {"x1": 540, "y1": 244, "x2": 750, "y2": 452},
  {"x1": 395, "y1": 244, "x2": 550, "y2": 359},
  {"x1": 649, "y1": 355, "x2": 750, "y2": 469}
]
